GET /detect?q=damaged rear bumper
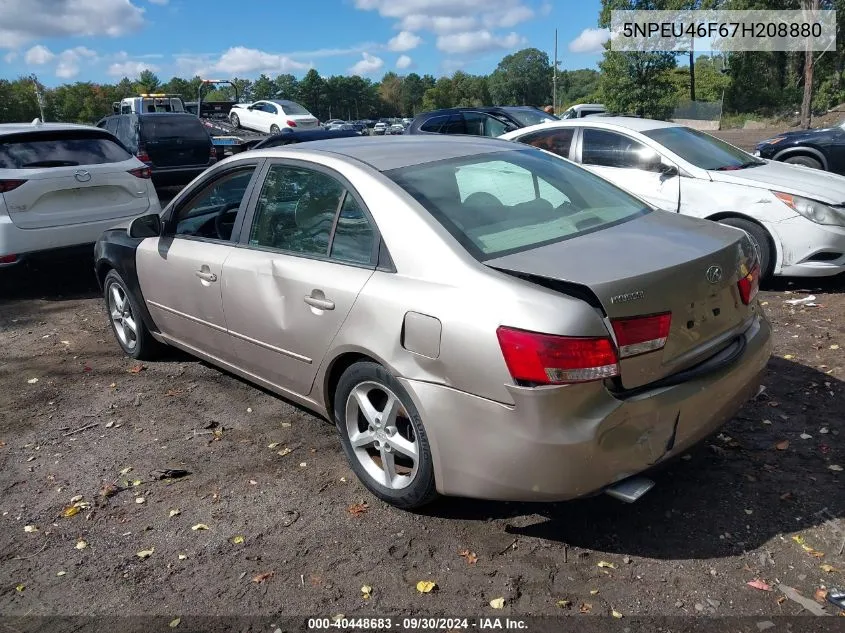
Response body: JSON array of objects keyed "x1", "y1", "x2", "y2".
[{"x1": 401, "y1": 312, "x2": 772, "y2": 502}]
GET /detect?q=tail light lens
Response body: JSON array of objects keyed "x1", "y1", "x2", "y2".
[
  {"x1": 611, "y1": 313, "x2": 672, "y2": 359},
  {"x1": 128, "y1": 166, "x2": 151, "y2": 179},
  {"x1": 136, "y1": 145, "x2": 151, "y2": 163},
  {"x1": 286, "y1": 120, "x2": 297, "y2": 127},
  {"x1": 0, "y1": 179, "x2": 26, "y2": 193},
  {"x1": 209, "y1": 146, "x2": 218, "y2": 162},
  {"x1": 738, "y1": 263, "x2": 760, "y2": 305},
  {"x1": 0, "y1": 254, "x2": 19, "y2": 264},
  {"x1": 496, "y1": 326, "x2": 619, "y2": 384}
]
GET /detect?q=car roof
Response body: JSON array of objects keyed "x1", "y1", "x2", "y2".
[
  {"x1": 569, "y1": 103, "x2": 605, "y2": 109},
  {"x1": 247, "y1": 135, "x2": 520, "y2": 171},
  {"x1": 0, "y1": 121, "x2": 102, "y2": 137},
  {"x1": 516, "y1": 116, "x2": 681, "y2": 134}
]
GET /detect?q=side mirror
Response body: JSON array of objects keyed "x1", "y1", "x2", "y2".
[
  {"x1": 246, "y1": 105, "x2": 254, "y2": 111},
  {"x1": 659, "y1": 161, "x2": 679, "y2": 177},
  {"x1": 128, "y1": 213, "x2": 162, "y2": 238}
]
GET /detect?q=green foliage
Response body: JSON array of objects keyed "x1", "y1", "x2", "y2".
[
  {"x1": 557, "y1": 69, "x2": 601, "y2": 107},
  {"x1": 599, "y1": 49, "x2": 678, "y2": 118},
  {"x1": 134, "y1": 70, "x2": 161, "y2": 94},
  {"x1": 488, "y1": 48, "x2": 552, "y2": 106},
  {"x1": 667, "y1": 56, "x2": 730, "y2": 103}
]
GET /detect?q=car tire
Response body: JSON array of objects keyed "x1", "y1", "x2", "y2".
[
  {"x1": 104, "y1": 269, "x2": 162, "y2": 360},
  {"x1": 783, "y1": 155, "x2": 823, "y2": 170},
  {"x1": 230, "y1": 113, "x2": 240, "y2": 129},
  {"x1": 270, "y1": 124, "x2": 281, "y2": 134},
  {"x1": 718, "y1": 217, "x2": 773, "y2": 281},
  {"x1": 334, "y1": 361, "x2": 438, "y2": 509}
]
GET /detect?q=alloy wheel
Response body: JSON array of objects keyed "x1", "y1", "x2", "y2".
[{"x1": 108, "y1": 283, "x2": 138, "y2": 351}]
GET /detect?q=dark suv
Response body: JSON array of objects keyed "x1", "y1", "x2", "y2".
[
  {"x1": 96, "y1": 113, "x2": 215, "y2": 186},
  {"x1": 407, "y1": 106, "x2": 558, "y2": 137}
]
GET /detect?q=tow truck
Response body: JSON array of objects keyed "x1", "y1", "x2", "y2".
[{"x1": 112, "y1": 80, "x2": 269, "y2": 159}]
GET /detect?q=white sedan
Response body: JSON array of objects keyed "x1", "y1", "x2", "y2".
[
  {"x1": 0, "y1": 120, "x2": 160, "y2": 267},
  {"x1": 502, "y1": 117, "x2": 845, "y2": 279},
  {"x1": 229, "y1": 99, "x2": 320, "y2": 134}
]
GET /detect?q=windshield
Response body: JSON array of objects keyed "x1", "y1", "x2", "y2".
[
  {"x1": 273, "y1": 100, "x2": 311, "y2": 116},
  {"x1": 386, "y1": 148, "x2": 650, "y2": 260},
  {"x1": 503, "y1": 107, "x2": 558, "y2": 127},
  {"x1": 643, "y1": 126, "x2": 764, "y2": 170}
]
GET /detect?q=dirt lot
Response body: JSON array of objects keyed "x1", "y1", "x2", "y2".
[{"x1": 1, "y1": 253, "x2": 843, "y2": 622}]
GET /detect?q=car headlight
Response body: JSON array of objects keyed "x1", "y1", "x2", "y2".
[
  {"x1": 774, "y1": 191, "x2": 845, "y2": 226},
  {"x1": 760, "y1": 137, "x2": 786, "y2": 145}
]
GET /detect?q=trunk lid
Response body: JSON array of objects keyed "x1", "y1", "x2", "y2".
[
  {"x1": 286, "y1": 114, "x2": 320, "y2": 130},
  {"x1": 139, "y1": 114, "x2": 212, "y2": 167},
  {"x1": 486, "y1": 211, "x2": 755, "y2": 389}
]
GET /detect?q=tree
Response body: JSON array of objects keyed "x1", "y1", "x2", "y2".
[
  {"x1": 401, "y1": 72, "x2": 425, "y2": 116},
  {"x1": 422, "y1": 77, "x2": 454, "y2": 111},
  {"x1": 488, "y1": 48, "x2": 551, "y2": 106},
  {"x1": 251, "y1": 74, "x2": 276, "y2": 100},
  {"x1": 134, "y1": 70, "x2": 161, "y2": 93},
  {"x1": 378, "y1": 72, "x2": 403, "y2": 116},
  {"x1": 298, "y1": 69, "x2": 327, "y2": 119},
  {"x1": 274, "y1": 74, "x2": 300, "y2": 101},
  {"x1": 801, "y1": 0, "x2": 820, "y2": 128},
  {"x1": 558, "y1": 69, "x2": 601, "y2": 106}
]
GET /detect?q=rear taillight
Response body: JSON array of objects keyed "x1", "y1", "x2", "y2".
[
  {"x1": 496, "y1": 326, "x2": 619, "y2": 385},
  {"x1": 136, "y1": 145, "x2": 151, "y2": 163},
  {"x1": 128, "y1": 166, "x2": 151, "y2": 179},
  {"x1": 611, "y1": 312, "x2": 671, "y2": 359},
  {"x1": 0, "y1": 254, "x2": 19, "y2": 264},
  {"x1": 738, "y1": 263, "x2": 760, "y2": 305},
  {"x1": 0, "y1": 179, "x2": 26, "y2": 193},
  {"x1": 209, "y1": 146, "x2": 218, "y2": 162},
  {"x1": 286, "y1": 120, "x2": 297, "y2": 127}
]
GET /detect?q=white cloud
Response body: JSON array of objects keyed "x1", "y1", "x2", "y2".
[
  {"x1": 108, "y1": 60, "x2": 160, "y2": 78},
  {"x1": 356, "y1": 0, "x2": 534, "y2": 36},
  {"x1": 568, "y1": 28, "x2": 610, "y2": 54},
  {"x1": 436, "y1": 30, "x2": 525, "y2": 55},
  {"x1": 55, "y1": 47, "x2": 97, "y2": 78},
  {"x1": 24, "y1": 45, "x2": 55, "y2": 65},
  {"x1": 399, "y1": 15, "x2": 476, "y2": 33},
  {"x1": 203, "y1": 46, "x2": 309, "y2": 75},
  {"x1": 3, "y1": 51, "x2": 17, "y2": 63},
  {"x1": 396, "y1": 54, "x2": 413, "y2": 69},
  {"x1": 348, "y1": 52, "x2": 384, "y2": 75},
  {"x1": 0, "y1": 0, "x2": 146, "y2": 49},
  {"x1": 148, "y1": 0, "x2": 168, "y2": 4},
  {"x1": 387, "y1": 31, "x2": 422, "y2": 52},
  {"x1": 482, "y1": 6, "x2": 533, "y2": 28}
]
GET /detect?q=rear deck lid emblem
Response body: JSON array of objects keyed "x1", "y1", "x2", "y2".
[
  {"x1": 705, "y1": 265, "x2": 723, "y2": 284},
  {"x1": 74, "y1": 170, "x2": 91, "y2": 183}
]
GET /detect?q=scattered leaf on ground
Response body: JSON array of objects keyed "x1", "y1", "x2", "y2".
[
  {"x1": 135, "y1": 497, "x2": 145, "y2": 504},
  {"x1": 831, "y1": 344, "x2": 840, "y2": 350},
  {"x1": 589, "y1": 589, "x2": 600, "y2": 595},
  {"x1": 458, "y1": 549, "x2": 478, "y2": 565},
  {"x1": 579, "y1": 603, "x2": 592, "y2": 614},
  {"x1": 24, "y1": 525, "x2": 38, "y2": 533},
  {"x1": 61, "y1": 506, "x2": 81, "y2": 518},
  {"x1": 747, "y1": 579, "x2": 772, "y2": 591},
  {"x1": 775, "y1": 440, "x2": 790, "y2": 451},
  {"x1": 815, "y1": 588, "x2": 829, "y2": 603},
  {"x1": 612, "y1": 609, "x2": 623, "y2": 619},
  {"x1": 800, "y1": 433, "x2": 812, "y2": 440},
  {"x1": 783, "y1": 355, "x2": 795, "y2": 360},
  {"x1": 169, "y1": 509, "x2": 181, "y2": 518},
  {"x1": 127, "y1": 365, "x2": 145, "y2": 373},
  {"x1": 252, "y1": 571, "x2": 274, "y2": 583},
  {"x1": 267, "y1": 443, "x2": 280, "y2": 449},
  {"x1": 792, "y1": 535, "x2": 806, "y2": 545},
  {"x1": 191, "y1": 523, "x2": 209, "y2": 531},
  {"x1": 27, "y1": 378, "x2": 38, "y2": 384},
  {"x1": 361, "y1": 585, "x2": 372, "y2": 600},
  {"x1": 56, "y1": 571, "x2": 66, "y2": 577},
  {"x1": 169, "y1": 618, "x2": 181, "y2": 628},
  {"x1": 277, "y1": 447, "x2": 293, "y2": 457},
  {"x1": 119, "y1": 467, "x2": 132, "y2": 475},
  {"x1": 136, "y1": 548, "x2": 154, "y2": 559},
  {"x1": 598, "y1": 561, "x2": 616, "y2": 569},
  {"x1": 15, "y1": 584, "x2": 24, "y2": 592},
  {"x1": 178, "y1": 554, "x2": 187, "y2": 560},
  {"x1": 347, "y1": 502, "x2": 369, "y2": 516},
  {"x1": 829, "y1": 465, "x2": 843, "y2": 472},
  {"x1": 820, "y1": 564, "x2": 837, "y2": 573},
  {"x1": 489, "y1": 597, "x2": 505, "y2": 609},
  {"x1": 416, "y1": 580, "x2": 437, "y2": 593},
  {"x1": 232, "y1": 535, "x2": 244, "y2": 544},
  {"x1": 76, "y1": 540, "x2": 87, "y2": 550},
  {"x1": 556, "y1": 600, "x2": 571, "y2": 609}
]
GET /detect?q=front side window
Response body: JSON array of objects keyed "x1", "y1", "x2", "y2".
[
  {"x1": 581, "y1": 129, "x2": 652, "y2": 169},
  {"x1": 463, "y1": 112, "x2": 508, "y2": 137},
  {"x1": 502, "y1": 108, "x2": 557, "y2": 127},
  {"x1": 518, "y1": 128, "x2": 575, "y2": 159},
  {"x1": 642, "y1": 126, "x2": 763, "y2": 171},
  {"x1": 386, "y1": 148, "x2": 649, "y2": 260},
  {"x1": 173, "y1": 167, "x2": 256, "y2": 241}
]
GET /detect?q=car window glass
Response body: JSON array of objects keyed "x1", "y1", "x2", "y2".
[
  {"x1": 116, "y1": 117, "x2": 133, "y2": 148},
  {"x1": 0, "y1": 133, "x2": 133, "y2": 169},
  {"x1": 455, "y1": 160, "x2": 569, "y2": 208},
  {"x1": 582, "y1": 129, "x2": 651, "y2": 169},
  {"x1": 264, "y1": 103, "x2": 278, "y2": 115},
  {"x1": 440, "y1": 114, "x2": 466, "y2": 135},
  {"x1": 330, "y1": 193, "x2": 375, "y2": 265},
  {"x1": 173, "y1": 168, "x2": 256, "y2": 241},
  {"x1": 248, "y1": 164, "x2": 344, "y2": 257},
  {"x1": 420, "y1": 115, "x2": 449, "y2": 133},
  {"x1": 519, "y1": 128, "x2": 575, "y2": 158}
]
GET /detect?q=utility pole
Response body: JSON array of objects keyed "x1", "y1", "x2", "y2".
[
  {"x1": 552, "y1": 29, "x2": 558, "y2": 113},
  {"x1": 800, "y1": 0, "x2": 819, "y2": 129},
  {"x1": 30, "y1": 74, "x2": 45, "y2": 122}
]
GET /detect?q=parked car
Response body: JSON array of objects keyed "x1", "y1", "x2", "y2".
[
  {"x1": 229, "y1": 99, "x2": 319, "y2": 134},
  {"x1": 754, "y1": 122, "x2": 845, "y2": 173},
  {"x1": 0, "y1": 121, "x2": 160, "y2": 267},
  {"x1": 323, "y1": 119, "x2": 346, "y2": 129},
  {"x1": 96, "y1": 112, "x2": 216, "y2": 187},
  {"x1": 252, "y1": 128, "x2": 361, "y2": 149},
  {"x1": 372, "y1": 122, "x2": 388, "y2": 136},
  {"x1": 559, "y1": 103, "x2": 606, "y2": 119},
  {"x1": 95, "y1": 135, "x2": 770, "y2": 509},
  {"x1": 388, "y1": 123, "x2": 405, "y2": 135},
  {"x1": 502, "y1": 117, "x2": 845, "y2": 279},
  {"x1": 407, "y1": 106, "x2": 557, "y2": 137}
]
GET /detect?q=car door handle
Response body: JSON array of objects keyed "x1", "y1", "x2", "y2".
[
  {"x1": 195, "y1": 270, "x2": 218, "y2": 282},
  {"x1": 303, "y1": 295, "x2": 335, "y2": 310}
]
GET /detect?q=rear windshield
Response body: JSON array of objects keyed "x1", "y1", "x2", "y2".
[
  {"x1": 273, "y1": 101, "x2": 310, "y2": 115},
  {"x1": 503, "y1": 107, "x2": 558, "y2": 127},
  {"x1": 0, "y1": 132, "x2": 132, "y2": 169},
  {"x1": 386, "y1": 148, "x2": 650, "y2": 260},
  {"x1": 141, "y1": 116, "x2": 210, "y2": 142}
]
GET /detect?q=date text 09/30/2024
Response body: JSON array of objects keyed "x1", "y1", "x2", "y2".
[{"x1": 307, "y1": 617, "x2": 529, "y2": 630}]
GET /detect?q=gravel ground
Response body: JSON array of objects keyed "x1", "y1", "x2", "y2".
[{"x1": 1, "y1": 254, "x2": 843, "y2": 621}]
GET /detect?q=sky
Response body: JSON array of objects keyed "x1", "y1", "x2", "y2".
[{"x1": 0, "y1": 0, "x2": 610, "y2": 86}]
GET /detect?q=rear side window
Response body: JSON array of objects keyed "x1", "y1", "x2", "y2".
[
  {"x1": 141, "y1": 117, "x2": 210, "y2": 142},
  {"x1": 420, "y1": 115, "x2": 449, "y2": 133},
  {"x1": 519, "y1": 128, "x2": 575, "y2": 159},
  {"x1": 0, "y1": 132, "x2": 132, "y2": 169}
]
